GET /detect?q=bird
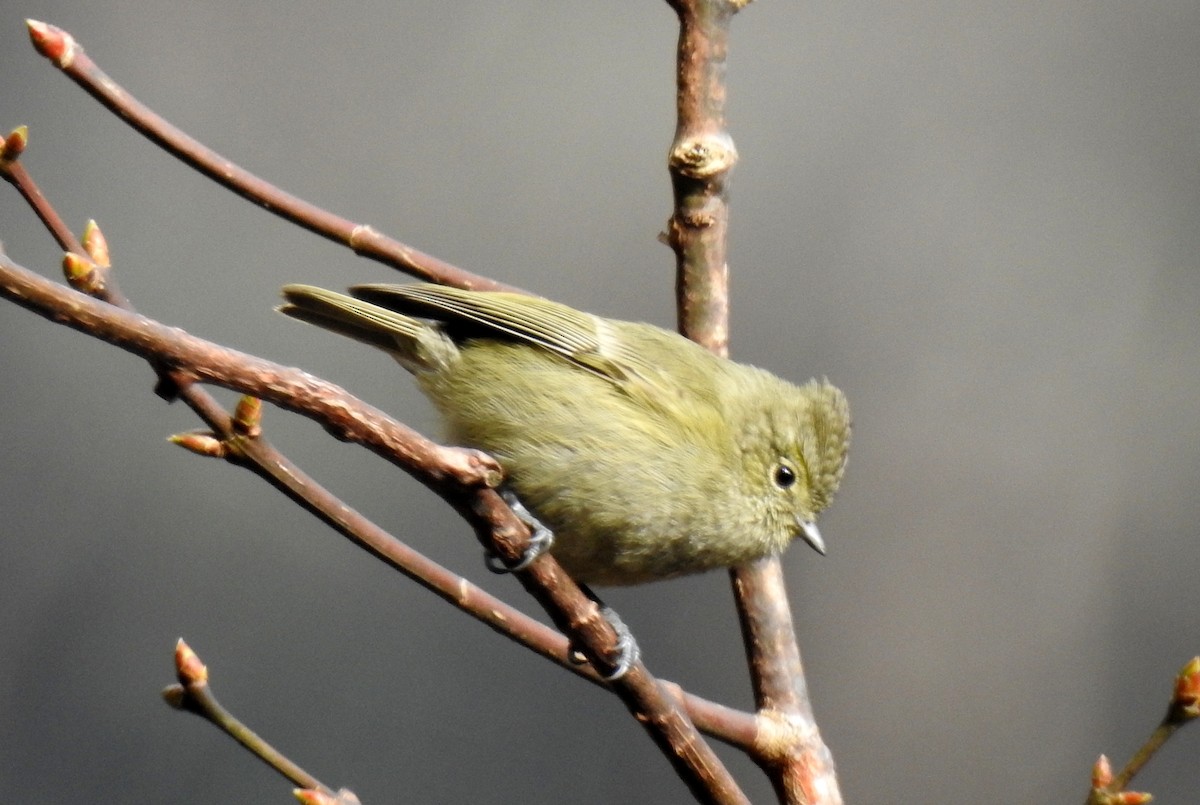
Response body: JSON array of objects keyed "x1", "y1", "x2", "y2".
[{"x1": 279, "y1": 282, "x2": 850, "y2": 587}]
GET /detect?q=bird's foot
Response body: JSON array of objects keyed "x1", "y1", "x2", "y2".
[{"x1": 485, "y1": 489, "x2": 555, "y2": 574}]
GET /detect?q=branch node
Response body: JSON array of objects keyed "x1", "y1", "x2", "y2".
[
  {"x1": 347, "y1": 224, "x2": 378, "y2": 253},
  {"x1": 441, "y1": 446, "x2": 504, "y2": 488},
  {"x1": 61, "y1": 251, "x2": 100, "y2": 294},
  {"x1": 153, "y1": 369, "x2": 196, "y2": 401},
  {"x1": 174, "y1": 638, "x2": 209, "y2": 686},
  {"x1": 161, "y1": 684, "x2": 189, "y2": 711},
  {"x1": 668, "y1": 131, "x2": 738, "y2": 180},
  {"x1": 232, "y1": 395, "x2": 264, "y2": 437},
  {"x1": 752, "y1": 708, "x2": 815, "y2": 763}
]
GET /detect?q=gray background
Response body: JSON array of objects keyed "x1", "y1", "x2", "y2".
[{"x1": 2, "y1": 2, "x2": 1199, "y2": 802}]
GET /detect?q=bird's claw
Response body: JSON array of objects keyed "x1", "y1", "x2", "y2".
[
  {"x1": 569, "y1": 604, "x2": 640, "y2": 682},
  {"x1": 485, "y1": 490, "x2": 555, "y2": 574}
]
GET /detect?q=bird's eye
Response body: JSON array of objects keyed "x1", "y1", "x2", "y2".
[{"x1": 773, "y1": 463, "x2": 797, "y2": 489}]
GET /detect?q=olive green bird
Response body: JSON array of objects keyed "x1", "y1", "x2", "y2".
[{"x1": 279, "y1": 283, "x2": 850, "y2": 586}]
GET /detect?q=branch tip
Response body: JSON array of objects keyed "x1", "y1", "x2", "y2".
[
  {"x1": 174, "y1": 638, "x2": 208, "y2": 686},
  {"x1": 232, "y1": 395, "x2": 263, "y2": 437},
  {"x1": 1116, "y1": 793, "x2": 1153, "y2": 805},
  {"x1": 294, "y1": 789, "x2": 361, "y2": 805},
  {"x1": 1169, "y1": 656, "x2": 1200, "y2": 723},
  {"x1": 81, "y1": 220, "x2": 111, "y2": 268},
  {"x1": 1092, "y1": 754, "x2": 1114, "y2": 789},
  {"x1": 168, "y1": 431, "x2": 228, "y2": 459},
  {"x1": 2, "y1": 126, "x2": 28, "y2": 161},
  {"x1": 26, "y1": 19, "x2": 77, "y2": 68}
]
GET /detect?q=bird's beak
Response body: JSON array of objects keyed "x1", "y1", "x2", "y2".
[{"x1": 798, "y1": 520, "x2": 826, "y2": 555}]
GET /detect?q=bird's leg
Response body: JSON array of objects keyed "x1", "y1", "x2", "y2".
[
  {"x1": 569, "y1": 584, "x2": 640, "y2": 682},
  {"x1": 485, "y1": 489, "x2": 555, "y2": 573},
  {"x1": 486, "y1": 490, "x2": 637, "y2": 680}
]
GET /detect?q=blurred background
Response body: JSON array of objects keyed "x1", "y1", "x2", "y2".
[{"x1": 2, "y1": 2, "x2": 1198, "y2": 802}]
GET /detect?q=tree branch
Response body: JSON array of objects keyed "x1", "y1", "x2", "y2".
[
  {"x1": 662, "y1": 1, "x2": 842, "y2": 802},
  {"x1": 25, "y1": 19, "x2": 512, "y2": 293}
]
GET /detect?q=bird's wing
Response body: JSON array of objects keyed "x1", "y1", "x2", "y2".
[
  {"x1": 350, "y1": 283, "x2": 637, "y2": 380},
  {"x1": 351, "y1": 283, "x2": 726, "y2": 441}
]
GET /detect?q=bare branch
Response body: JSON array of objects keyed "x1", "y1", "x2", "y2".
[
  {"x1": 733, "y1": 560, "x2": 840, "y2": 803},
  {"x1": 663, "y1": 1, "x2": 843, "y2": 802},
  {"x1": 24, "y1": 19, "x2": 511, "y2": 293},
  {"x1": 664, "y1": 0, "x2": 737, "y2": 354}
]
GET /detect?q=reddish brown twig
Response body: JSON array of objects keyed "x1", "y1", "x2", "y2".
[
  {"x1": 732, "y1": 559, "x2": 839, "y2": 804},
  {"x1": 663, "y1": 1, "x2": 842, "y2": 802},
  {"x1": 24, "y1": 19, "x2": 511, "y2": 294},
  {"x1": 5, "y1": 114, "x2": 747, "y2": 786},
  {"x1": 664, "y1": 0, "x2": 736, "y2": 354}
]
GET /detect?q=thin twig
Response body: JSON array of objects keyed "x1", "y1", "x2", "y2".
[
  {"x1": 165, "y1": 640, "x2": 342, "y2": 797},
  {"x1": 733, "y1": 560, "x2": 839, "y2": 804},
  {"x1": 24, "y1": 19, "x2": 512, "y2": 293}
]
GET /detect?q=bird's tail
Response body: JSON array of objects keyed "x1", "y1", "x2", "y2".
[{"x1": 279, "y1": 284, "x2": 458, "y2": 373}]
